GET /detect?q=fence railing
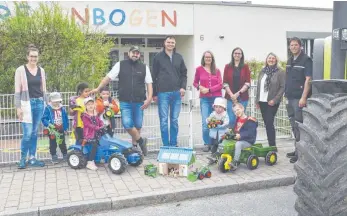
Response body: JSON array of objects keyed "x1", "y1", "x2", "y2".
[{"x1": 0, "y1": 82, "x2": 292, "y2": 164}]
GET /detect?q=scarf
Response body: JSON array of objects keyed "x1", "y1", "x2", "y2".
[{"x1": 263, "y1": 66, "x2": 278, "y2": 92}]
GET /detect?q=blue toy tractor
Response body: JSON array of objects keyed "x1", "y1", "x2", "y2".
[{"x1": 67, "y1": 128, "x2": 143, "y2": 174}]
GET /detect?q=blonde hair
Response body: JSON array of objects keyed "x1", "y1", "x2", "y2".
[
  {"x1": 232, "y1": 102, "x2": 244, "y2": 110},
  {"x1": 264, "y1": 52, "x2": 284, "y2": 70}
]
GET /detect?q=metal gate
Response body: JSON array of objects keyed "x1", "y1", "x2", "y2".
[{"x1": 0, "y1": 83, "x2": 291, "y2": 164}]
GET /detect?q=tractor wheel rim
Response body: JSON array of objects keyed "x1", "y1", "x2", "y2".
[
  {"x1": 270, "y1": 154, "x2": 276, "y2": 163},
  {"x1": 251, "y1": 158, "x2": 257, "y2": 166},
  {"x1": 110, "y1": 157, "x2": 121, "y2": 170},
  {"x1": 70, "y1": 155, "x2": 80, "y2": 167}
]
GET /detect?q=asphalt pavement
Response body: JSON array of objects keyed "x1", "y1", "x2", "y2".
[{"x1": 88, "y1": 185, "x2": 297, "y2": 216}]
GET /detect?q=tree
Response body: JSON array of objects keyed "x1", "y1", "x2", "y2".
[{"x1": 0, "y1": 2, "x2": 113, "y2": 94}]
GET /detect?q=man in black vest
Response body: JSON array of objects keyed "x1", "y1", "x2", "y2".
[
  {"x1": 284, "y1": 37, "x2": 312, "y2": 163},
  {"x1": 91, "y1": 46, "x2": 153, "y2": 156}
]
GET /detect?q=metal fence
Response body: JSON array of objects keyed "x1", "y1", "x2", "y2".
[{"x1": 0, "y1": 82, "x2": 292, "y2": 164}]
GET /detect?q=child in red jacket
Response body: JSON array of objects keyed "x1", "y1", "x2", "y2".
[
  {"x1": 82, "y1": 97, "x2": 104, "y2": 171},
  {"x1": 230, "y1": 103, "x2": 258, "y2": 171}
]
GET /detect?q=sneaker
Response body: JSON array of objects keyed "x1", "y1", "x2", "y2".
[
  {"x1": 290, "y1": 156, "x2": 298, "y2": 163},
  {"x1": 139, "y1": 138, "x2": 148, "y2": 156},
  {"x1": 62, "y1": 154, "x2": 68, "y2": 161},
  {"x1": 286, "y1": 151, "x2": 296, "y2": 158},
  {"x1": 51, "y1": 155, "x2": 59, "y2": 164},
  {"x1": 131, "y1": 145, "x2": 140, "y2": 152},
  {"x1": 28, "y1": 158, "x2": 45, "y2": 167},
  {"x1": 86, "y1": 161, "x2": 98, "y2": 170},
  {"x1": 203, "y1": 145, "x2": 211, "y2": 152},
  {"x1": 230, "y1": 161, "x2": 238, "y2": 171},
  {"x1": 18, "y1": 158, "x2": 26, "y2": 169}
]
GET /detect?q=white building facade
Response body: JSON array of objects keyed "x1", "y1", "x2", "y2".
[{"x1": 1, "y1": 1, "x2": 333, "y2": 89}]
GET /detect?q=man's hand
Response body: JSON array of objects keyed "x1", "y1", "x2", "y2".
[
  {"x1": 180, "y1": 88, "x2": 185, "y2": 98},
  {"x1": 17, "y1": 108, "x2": 23, "y2": 121},
  {"x1": 268, "y1": 100, "x2": 275, "y2": 106},
  {"x1": 89, "y1": 88, "x2": 99, "y2": 96},
  {"x1": 299, "y1": 97, "x2": 307, "y2": 108},
  {"x1": 235, "y1": 134, "x2": 241, "y2": 140},
  {"x1": 153, "y1": 96, "x2": 158, "y2": 102},
  {"x1": 141, "y1": 99, "x2": 152, "y2": 110}
]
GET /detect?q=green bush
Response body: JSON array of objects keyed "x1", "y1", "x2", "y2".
[
  {"x1": 0, "y1": 2, "x2": 113, "y2": 94},
  {"x1": 246, "y1": 58, "x2": 287, "y2": 80}
]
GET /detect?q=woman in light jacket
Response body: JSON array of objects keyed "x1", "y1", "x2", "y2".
[
  {"x1": 256, "y1": 52, "x2": 285, "y2": 147},
  {"x1": 15, "y1": 44, "x2": 47, "y2": 169}
]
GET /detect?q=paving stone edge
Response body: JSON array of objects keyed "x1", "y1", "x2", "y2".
[{"x1": 0, "y1": 175, "x2": 296, "y2": 216}]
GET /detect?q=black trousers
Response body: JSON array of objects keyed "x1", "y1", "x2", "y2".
[
  {"x1": 75, "y1": 127, "x2": 83, "y2": 143},
  {"x1": 49, "y1": 134, "x2": 67, "y2": 156},
  {"x1": 259, "y1": 102, "x2": 280, "y2": 146},
  {"x1": 88, "y1": 140, "x2": 98, "y2": 161},
  {"x1": 285, "y1": 98, "x2": 303, "y2": 156}
]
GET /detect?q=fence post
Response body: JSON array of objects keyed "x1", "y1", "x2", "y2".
[{"x1": 187, "y1": 86, "x2": 193, "y2": 148}]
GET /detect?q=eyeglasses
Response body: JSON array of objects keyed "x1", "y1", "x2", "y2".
[
  {"x1": 234, "y1": 53, "x2": 242, "y2": 55},
  {"x1": 29, "y1": 56, "x2": 38, "y2": 58}
]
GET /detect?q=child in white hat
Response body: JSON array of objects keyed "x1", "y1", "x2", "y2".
[{"x1": 206, "y1": 97, "x2": 229, "y2": 153}]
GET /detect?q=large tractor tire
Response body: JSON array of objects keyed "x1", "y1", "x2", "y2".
[{"x1": 294, "y1": 94, "x2": 347, "y2": 216}]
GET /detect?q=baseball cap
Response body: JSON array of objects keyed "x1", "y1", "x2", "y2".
[
  {"x1": 49, "y1": 92, "x2": 62, "y2": 102},
  {"x1": 84, "y1": 97, "x2": 94, "y2": 105},
  {"x1": 129, "y1": 46, "x2": 140, "y2": 52}
]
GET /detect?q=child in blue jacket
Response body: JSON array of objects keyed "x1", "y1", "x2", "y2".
[
  {"x1": 230, "y1": 103, "x2": 258, "y2": 170},
  {"x1": 42, "y1": 92, "x2": 69, "y2": 164}
]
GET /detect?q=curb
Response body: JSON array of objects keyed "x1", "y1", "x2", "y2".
[{"x1": 0, "y1": 175, "x2": 295, "y2": 216}]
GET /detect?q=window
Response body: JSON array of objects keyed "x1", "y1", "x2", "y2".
[
  {"x1": 120, "y1": 38, "x2": 145, "y2": 47},
  {"x1": 147, "y1": 38, "x2": 164, "y2": 48}
]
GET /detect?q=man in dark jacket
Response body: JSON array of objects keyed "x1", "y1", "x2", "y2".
[
  {"x1": 284, "y1": 37, "x2": 312, "y2": 163},
  {"x1": 230, "y1": 103, "x2": 258, "y2": 170},
  {"x1": 90, "y1": 46, "x2": 153, "y2": 156},
  {"x1": 151, "y1": 36, "x2": 187, "y2": 147}
]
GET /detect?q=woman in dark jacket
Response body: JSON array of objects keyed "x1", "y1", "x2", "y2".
[
  {"x1": 223, "y1": 47, "x2": 251, "y2": 128},
  {"x1": 255, "y1": 52, "x2": 285, "y2": 147}
]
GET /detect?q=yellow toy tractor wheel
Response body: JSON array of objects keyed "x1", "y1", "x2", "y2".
[
  {"x1": 265, "y1": 151, "x2": 277, "y2": 166},
  {"x1": 246, "y1": 155, "x2": 259, "y2": 170},
  {"x1": 218, "y1": 158, "x2": 228, "y2": 173}
]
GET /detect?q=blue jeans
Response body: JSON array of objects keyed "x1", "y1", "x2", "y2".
[
  {"x1": 158, "y1": 91, "x2": 181, "y2": 146},
  {"x1": 21, "y1": 98, "x2": 44, "y2": 158},
  {"x1": 119, "y1": 101, "x2": 144, "y2": 129},
  {"x1": 200, "y1": 97, "x2": 217, "y2": 145},
  {"x1": 227, "y1": 99, "x2": 248, "y2": 129}
]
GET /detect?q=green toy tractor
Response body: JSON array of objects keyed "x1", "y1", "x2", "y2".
[
  {"x1": 209, "y1": 130, "x2": 278, "y2": 172},
  {"x1": 144, "y1": 164, "x2": 157, "y2": 178},
  {"x1": 187, "y1": 166, "x2": 212, "y2": 182}
]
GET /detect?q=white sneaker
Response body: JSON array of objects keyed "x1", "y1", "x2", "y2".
[{"x1": 86, "y1": 161, "x2": 98, "y2": 170}]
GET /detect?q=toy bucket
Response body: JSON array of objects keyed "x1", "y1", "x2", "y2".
[{"x1": 187, "y1": 172, "x2": 198, "y2": 182}]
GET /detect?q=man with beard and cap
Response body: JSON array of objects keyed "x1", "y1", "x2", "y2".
[{"x1": 90, "y1": 46, "x2": 153, "y2": 156}]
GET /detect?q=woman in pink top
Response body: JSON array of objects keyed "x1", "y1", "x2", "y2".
[{"x1": 193, "y1": 51, "x2": 223, "y2": 152}]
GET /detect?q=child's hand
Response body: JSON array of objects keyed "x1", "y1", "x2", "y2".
[
  {"x1": 109, "y1": 104, "x2": 114, "y2": 108},
  {"x1": 235, "y1": 134, "x2": 240, "y2": 140},
  {"x1": 103, "y1": 101, "x2": 110, "y2": 106}
]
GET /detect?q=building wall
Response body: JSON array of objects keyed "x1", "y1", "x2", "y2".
[
  {"x1": 175, "y1": 35, "x2": 195, "y2": 101},
  {"x1": 192, "y1": 4, "x2": 332, "y2": 69}
]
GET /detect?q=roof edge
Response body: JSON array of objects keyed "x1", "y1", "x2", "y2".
[{"x1": 128, "y1": 1, "x2": 332, "y2": 11}]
